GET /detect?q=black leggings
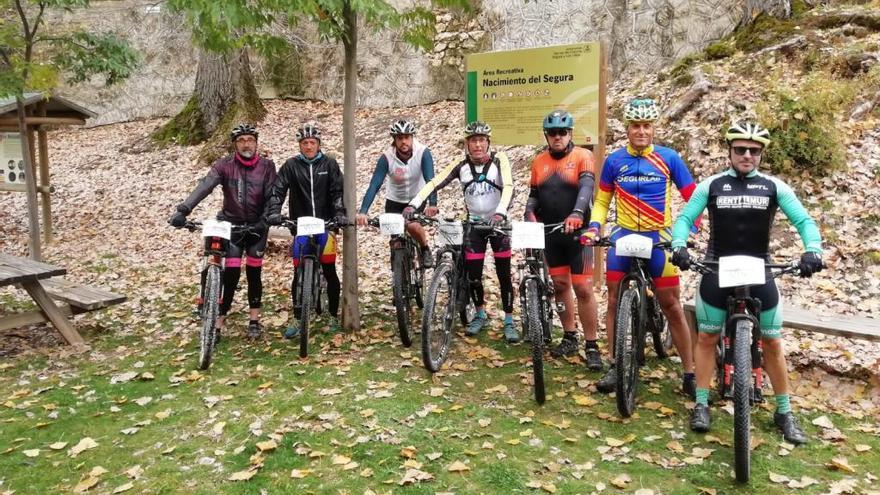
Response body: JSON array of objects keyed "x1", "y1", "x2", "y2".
[
  {"x1": 466, "y1": 256, "x2": 514, "y2": 313},
  {"x1": 207, "y1": 265, "x2": 262, "y2": 316},
  {"x1": 292, "y1": 262, "x2": 340, "y2": 318}
]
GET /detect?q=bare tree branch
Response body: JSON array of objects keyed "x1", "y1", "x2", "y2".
[{"x1": 30, "y1": 1, "x2": 46, "y2": 40}]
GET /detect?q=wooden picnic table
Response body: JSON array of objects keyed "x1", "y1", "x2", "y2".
[{"x1": 0, "y1": 253, "x2": 85, "y2": 346}]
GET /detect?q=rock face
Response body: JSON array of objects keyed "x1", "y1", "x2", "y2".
[{"x1": 56, "y1": 0, "x2": 783, "y2": 124}]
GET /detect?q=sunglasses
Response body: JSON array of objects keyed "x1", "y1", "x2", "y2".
[
  {"x1": 235, "y1": 137, "x2": 257, "y2": 144},
  {"x1": 546, "y1": 129, "x2": 569, "y2": 137},
  {"x1": 732, "y1": 146, "x2": 763, "y2": 157}
]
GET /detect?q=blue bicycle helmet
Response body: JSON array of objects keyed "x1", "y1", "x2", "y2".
[{"x1": 542, "y1": 110, "x2": 574, "y2": 130}]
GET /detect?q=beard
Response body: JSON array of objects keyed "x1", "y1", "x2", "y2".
[{"x1": 238, "y1": 149, "x2": 255, "y2": 159}]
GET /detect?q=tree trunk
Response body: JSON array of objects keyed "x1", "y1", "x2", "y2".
[
  {"x1": 16, "y1": 97, "x2": 41, "y2": 260},
  {"x1": 340, "y1": 0, "x2": 361, "y2": 332},
  {"x1": 152, "y1": 47, "x2": 265, "y2": 163}
]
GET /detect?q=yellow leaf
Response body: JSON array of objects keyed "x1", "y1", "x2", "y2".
[
  {"x1": 610, "y1": 473, "x2": 631, "y2": 488},
  {"x1": 769, "y1": 472, "x2": 790, "y2": 483},
  {"x1": 573, "y1": 395, "x2": 597, "y2": 407},
  {"x1": 23, "y1": 449, "x2": 40, "y2": 458},
  {"x1": 257, "y1": 381, "x2": 273, "y2": 390},
  {"x1": 605, "y1": 437, "x2": 625, "y2": 447},
  {"x1": 155, "y1": 409, "x2": 171, "y2": 420},
  {"x1": 666, "y1": 440, "x2": 684, "y2": 453},
  {"x1": 212, "y1": 422, "x2": 226, "y2": 435},
  {"x1": 290, "y1": 469, "x2": 311, "y2": 479},
  {"x1": 400, "y1": 446, "x2": 417, "y2": 459},
  {"x1": 403, "y1": 459, "x2": 422, "y2": 469},
  {"x1": 855, "y1": 444, "x2": 872, "y2": 452},
  {"x1": 68, "y1": 437, "x2": 99, "y2": 457},
  {"x1": 73, "y1": 477, "x2": 100, "y2": 493},
  {"x1": 256, "y1": 440, "x2": 277, "y2": 452},
  {"x1": 48, "y1": 442, "x2": 67, "y2": 450},
  {"x1": 812, "y1": 415, "x2": 834, "y2": 429},
  {"x1": 447, "y1": 460, "x2": 471, "y2": 472},
  {"x1": 228, "y1": 469, "x2": 258, "y2": 481},
  {"x1": 429, "y1": 387, "x2": 445, "y2": 397},
  {"x1": 505, "y1": 438, "x2": 521, "y2": 445},
  {"x1": 359, "y1": 408, "x2": 375, "y2": 418},
  {"x1": 478, "y1": 418, "x2": 492, "y2": 427},
  {"x1": 427, "y1": 452, "x2": 443, "y2": 461},
  {"x1": 89, "y1": 466, "x2": 108, "y2": 477},
  {"x1": 112, "y1": 482, "x2": 134, "y2": 493},
  {"x1": 308, "y1": 450, "x2": 326, "y2": 458},
  {"x1": 484, "y1": 384, "x2": 508, "y2": 394},
  {"x1": 658, "y1": 406, "x2": 675, "y2": 416},
  {"x1": 542, "y1": 483, "x2": 557, "y2": 493},
  {"x1": 827, "y1": 456, "x2": 856, "y2": 473},
  {"x1": 360, "y1": 468, "x2": 373, "y2": 477},
  {"x1": 696, "y1": 487, "x2": 717, "y2": 495},
  {"x1": 519, "y1": 429, "x2": 533, "y2": 437},
  {"x1": 343, "y1": 461, "x2": 359, "y2": 470},
  {"x1": 332, "y1": 454, "x2": 352, "y2": 465},
  {"x1": 643, "y1": 401, "x2": 663, "y2": 410}
]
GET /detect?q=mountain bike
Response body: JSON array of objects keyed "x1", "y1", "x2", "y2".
[
  {"x1": 589, "y1": 234, "x2": 674, "y2": 417},
  {"x1": 366, "y1": 213, "x2": 427, "y2": 347},
  {"x1": 689, "y1": 256, "x2": 800, "y2": 483},
  {"x1": 280, "y1": 216, "x2": 343, "y2": 358},
  {"x1": 510, "y1": 221, "x2": 561, "y2": 404},
  {"x1": 177, "y1": 220, "x2": 258, "y2": 370},
  {"x1": 420, "y1": 218, "x2": 479, "y2": 372}
]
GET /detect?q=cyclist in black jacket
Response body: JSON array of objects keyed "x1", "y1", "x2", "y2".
[
  {"x1": 267, "y1": 123, "x2": 346, "y2": 337},
  {"x1": 169, "y1": 123, "x2": 277, "y2": 340}
]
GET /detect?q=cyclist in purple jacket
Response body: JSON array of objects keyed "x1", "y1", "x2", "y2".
[{"x1": 170, "y1": 123, "x2": 277, "y2": 340}]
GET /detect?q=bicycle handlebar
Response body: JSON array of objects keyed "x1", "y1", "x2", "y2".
[
  {"x1": 176, "y1": 220, "x2": 260, "y2": 238},
  {"x1": 689, "y1": 259, "x2": 800, "y2": 278},
  {"x1": 274, "y1": 216, "x2": 350, "y2": 231}
]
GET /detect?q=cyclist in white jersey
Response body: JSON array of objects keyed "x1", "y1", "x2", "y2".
[
  {"x1": 403, "y1": 121, "x2": 519, "y2": 343},
  {"x1": 357, "y1": 119, "x2": 436, "y2": 267}
]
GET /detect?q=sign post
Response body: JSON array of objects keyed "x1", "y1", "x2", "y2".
[{"x1": 465, "y1": 42, "x2": 608, "y2": 283}]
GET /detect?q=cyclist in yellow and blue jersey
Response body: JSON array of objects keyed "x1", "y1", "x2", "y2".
[{"x1": 584, "y1": 97, "x2": 696, "y2": 396}]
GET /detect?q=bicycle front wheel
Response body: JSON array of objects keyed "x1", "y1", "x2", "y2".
[
  {"x1": 524, "y1": 279, "x2": 546, "y2": 404},
  {"x1": 614, "y1": 285, "x2": 641, "y2": 417},
  {"x1": 392, "y1": 249, "x2": 414, "y2": 347},
  {"x1": 422, "y1": 260, "x2": 456, "y2": 372},
  {"x1": 199, "y1": 264, "x2": 222, "y2": 370},
  {"x1": 298, "y1": 259, "x2": 314, "y2": 359},
  {"x1": 733, "y1": 318, "x2": 753, "y2": 483}
]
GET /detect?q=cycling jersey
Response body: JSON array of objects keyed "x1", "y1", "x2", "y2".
[
  {"x1": 671, "y1": 167, "x2": 824, "y2": 338},
  {"x1": 408, "y1": 151, "x2": 513, "y2": 220},
  {"x1": 359, "y1": 140, "x2": 435, "y2": 213},
  {"x1": 180, "y1": 154, "x2": 277, "y2": 224},
  {"x1": 589, "y1": 144, "x2": 696, "y2": 232},
  {"x1": 671, "y1": 168, "x2": 823, "y2": 259},
  {"x1": 525, "y1": 146, "x2": 595, "y2": 224},
  {"x1": 268, "y1": 152, "x2": 345, "y2": 221}
]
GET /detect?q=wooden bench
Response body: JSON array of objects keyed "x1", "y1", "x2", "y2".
[
  {"x1": 0, "y1": 254, "x2": 126, "y2": 344},
  {"x1": 683, "y1": 301, "x2": 880, "y2": 342}
]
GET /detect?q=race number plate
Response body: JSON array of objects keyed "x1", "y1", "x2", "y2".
[
  {"x1": 615, "y1": 234, "x2": 653, "y2": 259},
  {"x1": 297, "y1": 216, "x2": 325, "y2": 236},
  {"x1": 718, "y1": 255, "x2": 766, "y2": 288},
  {"x1": 437, "y1": 220, "x2": 464, "y2": 246},
  {"x1": 379, "y1": 213, "x2": 405, "y2": 235},
  {"x1": 511, "y1": 221, "x2": 545, "y2": 250},
  {"x1": 202, "y1": 219, "x2": 232, "y2": 240}
]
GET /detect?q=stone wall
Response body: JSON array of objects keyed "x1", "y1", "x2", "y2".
[{"x1": 54, "y1": 0, "x2": 782, "y2": 124}]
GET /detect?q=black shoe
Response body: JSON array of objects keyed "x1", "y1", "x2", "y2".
[
  {"x1": 774, "y1": 412, "x2": 808, "y2": 445},
  {"x1": 596, "y1": 366, "x2": 617, "y2": 393},
  {"x1": 247, "y1": 321, "x2": 263, "y2": 339},
  {"x1": 585, "y1": 347, "x2": 604, "y2": 371},
  {"x1": 419, "y1": 247, "x2": 433, "y2": 268},
  {"x1": 550, "y1": 333, "x2": 579, "y2": 358},
  {"x1": 682, "y1": 374, "x2": 696, "y2": 400},
  {"x1": 690, "y1": 403, "x2": 711, "y2": 433}
]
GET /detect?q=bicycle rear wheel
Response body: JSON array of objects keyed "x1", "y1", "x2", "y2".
[
  {"x1": 524, "y1": 279, "x2": 546, "y2": 404},
  {"x1": 422, "y1": 260, "x2": 456, "y2": 372},
  {"x1": 298, "y1": 259, "x2": 314, "y2": 359},
  {"x1": 411, "y1": 242, "x2": 425, "y2": 309},
  {"x1": 647, "y1": 294, "x2": 670, "y2": 358},
  {"x1": 392, "y1": 249, "x2": 414, "y2": 347},
  {"x1": 198, "y1": 264, "x2": 221, "y2": 370},
  {"x1": 614, "y1": 285, "x2": 641, "y2": 417},
  {"x1": 733, "y1": 319, "x2": 753, "y2": 483}
]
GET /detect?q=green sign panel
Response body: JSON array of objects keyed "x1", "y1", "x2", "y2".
[{"x1": 466, "y1": 42, "x2": 602, "y2": 146}]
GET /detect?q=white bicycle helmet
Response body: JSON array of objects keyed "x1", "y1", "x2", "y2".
[
  {"x1": 295, "y1": 122, "x2": 322, "y2": 142},
  {"x1": 623, "y1": 97, "x2": 661, "y2": 123},
  {"x1": 724, "y1": 121, "x2": 771, "y2": 146}
]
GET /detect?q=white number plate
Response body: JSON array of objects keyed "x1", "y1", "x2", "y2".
[
  {"x1": 437, "y1": 220, "x2": 464, "y2": 246},
  {"x1": 511, "y1": 221, "x2": 545, "y2": 250},
  {"x1": 202, "y1": 219, "x2": 232, "y2": 240},
  {"x1": 297, "y1": 216, "x2": 325, "y2": 236},
  {"x1": 614, "y1": 234, "x2": 653, "y2": 259},
  {"x1": 379, "y1": 213, "x2": 405, "y2": 236},
  {"x1": 718, "y1": 255, "x2": 766, "y2": 288}
]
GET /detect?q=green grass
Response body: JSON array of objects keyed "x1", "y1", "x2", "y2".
[{"x1": 1, "y1": 296, "x2": 878, "y2": 494}]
